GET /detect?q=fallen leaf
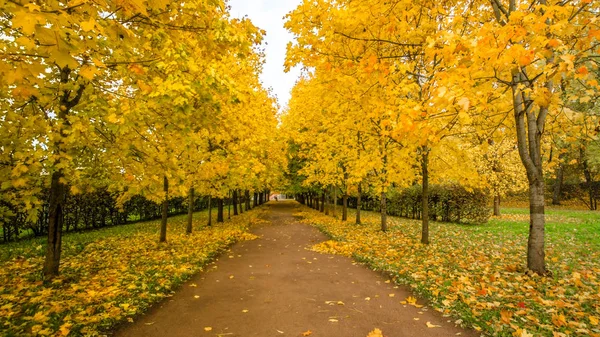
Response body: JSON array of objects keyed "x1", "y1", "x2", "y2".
[
  {"x1": 302, "y1": 330, "x2": 312, "y2": 336},
  {"x1": 204, "y1": 327, "x2": 212, "y2": 331},
  {"x1": 426, "y1": 322, "x2": 441, "y2": 328}
]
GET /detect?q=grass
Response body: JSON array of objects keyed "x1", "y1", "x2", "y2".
[
  {"x1": 0, "y1": 206, "x2": 264, "y2": 337},
  {"x1": 296, "y1": 204, "x2": 600, "y2": 337}
]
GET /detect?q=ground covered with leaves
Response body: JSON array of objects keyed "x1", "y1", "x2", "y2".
[
  {"x1": 0, "y1": 208, "x2": 262, "y2": 336},
  {"x1": 296, "y1": 206, "x2": 600, "y2": 337}
]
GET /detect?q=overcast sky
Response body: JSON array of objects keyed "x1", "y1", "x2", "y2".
[{"x1": 228, "y1": 0, "x2": 302, "y2": 110}]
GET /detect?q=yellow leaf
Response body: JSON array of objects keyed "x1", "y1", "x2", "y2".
[
  {"x1": 204, "y1": 327, "x2": 212, "y2": 331},
  {"x1": 80, "y1": 18, "x2": 96, "y2": 32},
  {"x1": 366, "y1": 328, "x2": 384, "y2": 337},
  {"x1": 302, "y1": 330, "x2": 312, "y2": 336},
  {"x1": 589, "y1": 316, "x2": 598, "y2": 326},
  {"x1": 79, "y1": 65, "x2": 97, "y2": 80},
  {"x1": 426, "y1": 321, "x2": 441, "y2": 328}
]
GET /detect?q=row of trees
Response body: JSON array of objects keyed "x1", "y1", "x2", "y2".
[
  {"x1": 0, "y1": 1, "x2": 285, "y2": 278},
  {"x1": 281, "y1": 0, "x2": 600, "y2": 274}
]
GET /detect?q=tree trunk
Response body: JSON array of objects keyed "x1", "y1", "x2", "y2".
[
  {"x1": 239, "y1": 190, "x2": 244, "y2": 214},
  {"x1": 43, "y1": 170, "x2": 67, "y2": 279},
  {"x1": 552, "y1": 160, "x2": 564, "y2": 205},
  {"x1": 245, "y1": 190, "x2": 251, "y2": 210},
  {"x1": 512, "y1": 69, "x2": 548, "y2": 275},
  {"x1": 320, "y1": 193, "x2": 325, "y2": 212},
  {"x1": 207, "y1": 196, "x2": 212, "y2": 227},
  {"x1": 380, "y1": 190, "x2": 387, "y2": 232},
  {"x1": 259, "y1": 192, "x2": 264, "y2": 205},
  {"x1": 160, "y1": 176, "x2": 169, "y2": 243},
  {"x1": 325, "y1": 189, "x2": 330, "y2": 215},
  {"x1": 333, "y1": 186, "x2": 337, "y2": 218},
  {"x1": 233, "y1": 190, "x2": 239, "y2": 216},
  {"x1": 217, "y1": 198, "x2": 224, "y2": 222},
  {"x1": 582, "y1": 157, "x2": 597, "y2": 210},
  {"x1": 356, "y1": 184, "x2": 362, "y2": 225},
  {"x1": 421, "y1": 149, "x2": 430, "y2": 244},
  {"x1": 186, "y1": 187, "x2": 194, "y2": 234},
  {"x1": 43, "y1": 66, "x2": 86, "y2": 279},
  {"x1": 342, "y1": 193, "x2": 348, "y2": 221},
  {"x1": 493, "y1": 195, "x2": 501, "y2": 216}
]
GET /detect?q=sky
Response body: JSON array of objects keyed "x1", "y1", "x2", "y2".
[{"x1": 228, "y1": 0, "x2": 302, "y2": 110}]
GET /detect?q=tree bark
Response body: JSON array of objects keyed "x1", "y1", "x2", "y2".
[
  {"x1": 552, "y1": 160, "x2": 564, "y2": 205},
  {"x1": 320, "y1": 193, "x2": 325, "y2": 212},
  {"x1": 207, "y1": 196, "x2": 212, "y2": 227},
  {"x1": 512, "y1": 69, "x2": 548, "y2": 274},
  {"x1": 217, "y1": 198, "x2": 224, "y2": 222},
  {"x1": 186, "y1": 187, "x2": 194, "y2": 234},
  {"x1": 342, "y1": 193, "x2": 348, "y2": 221},
  {"x1": 160, "y1": 176, "x2": 168, "y2": 243},
  {"x1": 421, "y1": 149, "x2": 430, "y2": 244},
  {"x1": 259, "y1": 192, "x2": 264, "y2": 205},
  {"x1": 356, "y1": 184, "x2": 362, "y2": 225},
  {"x1": 325, "y1": 189, "x2": 330, "y2": 215},
  {"x1": 239, "y1": 190, "x2": 244, "y2": 214},
  {"x1": 245, "y1": 190, "x2": 251, "y2": 210},
  {"x1": 43, "y1": 170, "x2": 66, "y2": 278},
  {"x1": 493, "y1": 195, "x2": 501, "y2": 216},
  {"x1": 233, "y1": 190, "x2": 239, "y2": 216},
  {"x1": 333, "y1": 186, "x2": 337, "y2": 218},
  {"x1": 380, "y1": 190, "x2": 387, "y2": 232},
  {"x1": 43, "y1": 66, "x2": 86, "y2": 279},
  {"x1": 582, "y1": 156, "x2": 597, "y2": 210}
]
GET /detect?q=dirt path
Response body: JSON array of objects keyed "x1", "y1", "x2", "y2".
[{"x1": 115, "y1": 201, "x2": 478, "y2": 337}]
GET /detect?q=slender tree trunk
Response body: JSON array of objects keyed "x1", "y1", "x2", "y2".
[
  {"x1": 160, "y1": 176, "x2": 169, "y2": 243},
  {"x1": 186, "y1": 187, "x2": 194, "y2": 234},
  {"x1": 333, "y1": 186, "x2": 337, "y2": 218},
  {"x1": 245, "y1": 190, "x2": 251, "y2": 210},
  {"x1": 342, "y1": 193, "x2": 348, "y2": 221},
  {"x1": 421, "y1": 149, "x2": 430, "y2": 244},
  {"x1": 320, "y1": 193, "x2": 325, "y2": 212},
  {"x1": 493, "y1": 195, "x2": 501, "y2": 216},
  {"x1": 227, "y1": 190, "x2": 231, "y2": 219},
  {"x1": 356, "y1": 184, "x2": 362, "y2": 224},
  {"x1": 582, "y1": 157, "x2": 597, "y2": 210},
  {"x1": 207, "y1": 196, "x2": 212, "y2": 227},
  {"x1": 43, "y1": 66, "x2": 85, "y2": 279},
  {"x1": 325, "y1": 188, "x2": 330, "y2": 215},
  {"x1": 380, "y1": 190, "x2": 387, "y2": 232},
  {"x1": 217, "y1": 198, "x2": 224, "y2": 222},
  {"x1": 259, "y1": 192, "x2": 264, "y2": 205},
  {"x1": 239, "y1": 190, "x2": 244, "y2": 214},
  {"x1": 233, "y1": 190, "x2": 239, "y2": 216},
  {"x1": 552, "y1": 160, "x2": 564, "y2": 205},
  {"x1": 512, "y1": 69, "x2": 548, "y2": 274},
  {"x1": 43, "y1": 170, "x2": 66, "y2": 278}
]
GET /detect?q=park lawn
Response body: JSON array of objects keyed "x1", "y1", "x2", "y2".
[
  {"x1": 296, "y1": 205, "x2": 600, "y2": 337},
  {"x1": 0, "y1": 207, "x2": 264, "y2": 337}
]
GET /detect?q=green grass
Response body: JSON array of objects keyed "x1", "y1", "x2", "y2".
[{"x1": 0, "y1": 207, "x2": 219, "y2": 263}]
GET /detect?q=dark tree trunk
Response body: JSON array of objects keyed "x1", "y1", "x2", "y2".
[
  {"x1": 43, "y1": 170, "x2": 67, "y2": 278},
  {"x1": 239, "y1": 190, "x2": 244, "y2": 213},
  {"x1": 259, "y1": 192, "x2": 263, "y2": 205},
  {"x1": 217, "y1": 198, "x2": 224, "y2": 222},
  {"x1": 233, "y1": 190, "x2": 239, "y2": 216},
  {"x1": 207, "y1": 196, "x2": 212, "y2": 227},
  {"x1": 356, "y1": 184, "x2": 362, "y2": 225},
  {"x1": 245, "y1": 190, "x2": 251, "y2": 210},
  {"x1": 43, "y1": 66, "x2": 86, "y2": 279},
  {"x1": 325, "y1": 189, "x2": 330, "y2": 215},
  {"x1": 582, "y1": 157, "x2": 597, "y2": 210},
  {"x1": 552, "y1": 160, "x2": 564, "y2": 205},
  {"x1": 333, "y1": 186, "x2": 337, "y2": 218},
  {"x1": 342, "y1": 194, "x2": 348, "y2": 221},
  {"x1": 320, "y1": 193, "x2": 325, "y2": 212},
  {"x1": 160, "y1": 176, "x2": 169, "y2": 243},
  {"x1": 493, "y1": 195, "x2": 501, "y2": 216},
  {"x1": 186, "y1": 187, "x2": 194, "y2": 234},
  {"x1": 380, "y1": 190, "x2": 387, "y2": 232},
  {"x1": 421, "y1": 149, "x2": 430, "y2": 244}
]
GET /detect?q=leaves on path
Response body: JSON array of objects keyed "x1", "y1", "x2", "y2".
[
  {"x1": 0, "y1": 210, "x2": 263, "y2": 336},
  {"x1": 298, "y1": 207, "x2": 600, "y2": 336}
]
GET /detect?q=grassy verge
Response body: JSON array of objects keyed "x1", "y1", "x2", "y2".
[
  {"x1": 294, "y1": 205, "x2": 600, "y2": 337},
  {"x1": 0, "y1": 207, "x2": 264, "y2": 336}
]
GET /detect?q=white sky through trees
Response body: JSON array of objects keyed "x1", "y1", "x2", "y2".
[{"x1": 228, "y1": 0, "x2": 302, "y2": 110}]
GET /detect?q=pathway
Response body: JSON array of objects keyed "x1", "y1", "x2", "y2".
[{"x1": 115, "y1": 201, "x2": 478, "y2": 337}]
